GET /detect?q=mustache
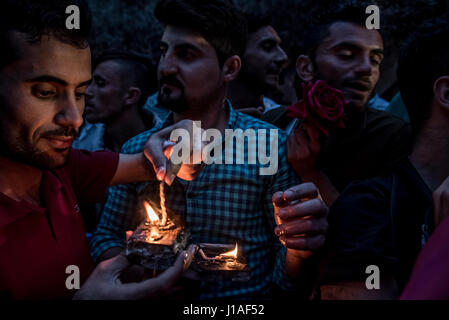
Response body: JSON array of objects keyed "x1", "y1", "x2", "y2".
[
  {"x1": 40, "y1": 127, "x2": 79, "y2": 139},
  {"x1": 343, "y1": 77, "x2": 373, "y2": 88},
  {"x1": 159, "y1": 76, "x2": 184, "y2": 90}
]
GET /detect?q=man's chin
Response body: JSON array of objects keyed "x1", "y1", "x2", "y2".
[
  {"x1": 157, "y1": 95, "x2": 189, "y2": 113},
  {"x1": 27, "y1": 148, "x2": 71, "y2": 170}
]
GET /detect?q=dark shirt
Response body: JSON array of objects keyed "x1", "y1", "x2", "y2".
[
  {"x1": 0, "y1": 149, "x2": 119, "y2": 299},
  {"x1": 401, "y1": 215, "x2": 449, "y2": 300},
  {"x1": 319, "y1": 159, "x2": 434, "y2": 291},
  {"x1": 263, "y1": 106, "x2": 412, "y2": 192}
]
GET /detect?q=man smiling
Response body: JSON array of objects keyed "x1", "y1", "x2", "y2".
[
  {"x1": 0, "y1": 0, "x2": 188, "y2": 299},
  {"x1": 274, "y1": 6, "x2": 412, "y2": 206}
]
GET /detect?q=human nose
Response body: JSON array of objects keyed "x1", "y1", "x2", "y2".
[
  {"x1": 85, "y1": 83, "x2": 94, "y2": 100},
  {"x1": 158, "y1": 50, "x2": 178, "y2": 77},
  {"x1": 354, "y1": 54, "x2": 373, "y2": 76},
  {"x1": 274, "y1": 46, "x2": 288, "y2": 68},
  {"x1": 55, "y1": 94, "x2": 83, "y2": 129}
]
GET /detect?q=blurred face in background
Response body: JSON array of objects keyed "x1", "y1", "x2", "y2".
[
  {"x1": 84, "y1": 60, "x2": 127, "y2": 124},
  {"x1": 241, "y1": 25, "x2": 288, "y2": 90}
]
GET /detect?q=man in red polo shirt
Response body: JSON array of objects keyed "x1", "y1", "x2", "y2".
[{"x1": 0, "y1": 0, "x2": 190, "y2": 299}]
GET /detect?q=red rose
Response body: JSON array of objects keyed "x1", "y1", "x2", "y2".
[{"x1": 287, "y1": 80, "x2": 347, "y2": 136}]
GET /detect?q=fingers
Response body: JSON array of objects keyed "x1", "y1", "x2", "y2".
[
  {"x1": 120, "y1": 253, "x2": 185, "y2": 300},
  {"x1": 282, "y1": 183, "x2": 319, "y2": 202},
  {"x1": 272, "y1": 191, "x2": 289, "y2": 207},
  {"x1": 183, "y1": 245, "x2": 198, "y2": 272},
  {"x1": 144, "y1": 141, "x2": 168, "y2": 181},
  {"x1": 275, "y1": 217, "x2": 328, "y2": 237},
  {"x1": 97, "y1": 253, "x2": 130, "y2": 278},
  {"x1": 280, "y1": 234, "x2": 326, "y2": 251},
  {"x1": 278, "y1": 197, "x2": 328, "y2": 220}
]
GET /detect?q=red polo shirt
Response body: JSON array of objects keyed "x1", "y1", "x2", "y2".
[{"x1": 0, "y1": 149, "x2": 119, "y2": 299}]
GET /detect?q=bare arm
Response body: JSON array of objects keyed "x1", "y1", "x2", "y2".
[
  {"x1": 273, "y1": 183, "x2": 328, "y2": 280},
  {"x1": 109, "y1": 153, "x2": 156, "y2": 186},
  {"x1": 301, "y1": 170, "x2": 339, "y2": 206},
  {"x1": 287, "y1": 124, "x2": 339, "y2": 206}
]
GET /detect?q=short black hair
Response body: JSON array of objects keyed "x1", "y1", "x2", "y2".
[
  {"x1": 0, "y1": 0, "x2": 91, "y2": 69},
  {"x1": 154, "y1": 0, "x2": 247, "y2": 65},
  {"x1": 397, "y1": 14, "x2": 449, "y2": 138},
  {"x1": 302, "y1": 4, "x2": 377, "y2": 61},
  {"x1": 94, "y1": 49, "x2": 157, "y2": 107},
  {"x1": 244, "y1": 12, "x2": 271, "y2": 34}
]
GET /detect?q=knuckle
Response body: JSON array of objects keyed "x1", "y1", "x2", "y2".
[{"x1": 304, "y1": 219, "x2": 314, "y2": 231}]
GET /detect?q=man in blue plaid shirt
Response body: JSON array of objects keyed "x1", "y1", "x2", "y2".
[{"x1": 90, "y1": 0, "x2": 328, "y2": 299}]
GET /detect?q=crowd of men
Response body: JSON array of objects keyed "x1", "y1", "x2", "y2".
[{"x1": 1, "y1": 0, "x2": 448, "y2": 300}]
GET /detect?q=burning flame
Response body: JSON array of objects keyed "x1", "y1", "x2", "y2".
[
  {"x1": 144, "y1": 201, "x2": 159, "y2": 223},
  {"x1": 221, "y1": 243, "x2": 238, "y2": 259}
]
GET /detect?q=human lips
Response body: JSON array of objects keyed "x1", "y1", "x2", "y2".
[
  {"x1": 344, "y1": 80, "x2": 372, "y2": 93},
  {"x1": 43, "y1": 136, "x2": 74, "y2": 149},
  {"x1": 84, "y1": 102, "x2": 95, "y2": 113}
]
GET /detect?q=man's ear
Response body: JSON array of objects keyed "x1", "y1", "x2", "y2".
[
  {"x1": 222, "y1": 55, "x2": 241, "y2": 83},
  {"x1": 124, "y1": 87, "x2": 142, "y2": 106},
  {"x1": 296, "y1": 54, "x2": 315, "y2": 82},
  {"x1": 434, "y1": 76, "x2": 449, "y2": 112}
]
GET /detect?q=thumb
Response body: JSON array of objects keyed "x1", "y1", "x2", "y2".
[
  {"x1": 98, "y1": 253, "x2": 131, "y2": 276},
  {"x1": 120, "y1": 253, "x2": 185, "y2": 299},
  {"x1": 144, "y1": 141, "x2": 168, "y2": 181}
]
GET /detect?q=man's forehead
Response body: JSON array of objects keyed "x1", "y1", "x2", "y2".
[
  {"x1": 250, "y1": 25, "x2": 281, "y2": 44},
  {"x1": 8, "y1": 32, "x2": 91, "y2": 85},
  {"x1": 321, "y1": 21, "x2": 383, "y2": 50},
  {"x1": 95, "y1": 60, "x2": 123, "y2": 78},
  {"x1": 161, "y1": 25, "x2": 212, "y2": 49}
]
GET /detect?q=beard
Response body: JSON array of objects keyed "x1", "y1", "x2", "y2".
[
  {"x1": 157, "y1": 76, "x2": 189, "y2": 113},
  {"x1": 0, "y1": 124, "x2": 76, "y2": 170}
]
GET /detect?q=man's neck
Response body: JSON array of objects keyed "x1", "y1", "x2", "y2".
[
  {"x1": 228, "y1": 77, "x2": 264, "y2": 109},
  {"x1": 173, "y1": 97, "x2": 229, "y2": 133},
  {"x1": 410, "y1": 126, "x2": 449, "y2": 192},
  {"x1": 105, "y1": 105, "x2": 148, "y2": 152},
  {"x1": 0, "y1": 155, "x2": 43, "y2": 206}
]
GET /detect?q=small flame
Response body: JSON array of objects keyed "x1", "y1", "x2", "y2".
[
  {"x1": 221, "y1": 243, "x2": 238, "y2": 258},
  {"x1": 144, "y1": 201, "x2": 159, "y2": 223}
]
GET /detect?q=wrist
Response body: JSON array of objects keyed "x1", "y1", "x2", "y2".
[
  {"x1": 300, "y1": 169, "x2": 324, "y2": 182},
  {"x1": 286, "y1": 248, "x2": 313, "y2": 260}
]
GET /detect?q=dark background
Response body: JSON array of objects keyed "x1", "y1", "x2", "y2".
[{"x1": 88, "y1": 0, "x2": 449, "y2": 100}]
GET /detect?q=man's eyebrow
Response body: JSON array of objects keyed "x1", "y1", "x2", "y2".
[
  {"x1": 332, "y1": 42, "x2": 384, "y2": 55},
  {"x1": 26, "y1": 75, "x2": 91, "y2": 88},
  {"x1": 78, "y1": 79, "x2": 92, "y2": 88},
  {"x1": 175, "y1": 43, "x2": 202, "y2": 52},
  {"x1": 331, "y1": 42, "x2": 364, "y2": 51},
  {"x1": 371, "y1": 49, "x2": 385, "y2": 56}
]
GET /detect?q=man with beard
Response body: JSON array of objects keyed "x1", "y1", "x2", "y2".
[
  {"x1": 320, "y1": 14, "x2": 449, "y2": 300},
  {"x1": 266, "y1": 6, "x2": 412, "y2": 206},
  {"x1": 228, "y1": 13, "x2": 288, "y2": 118},
  {"x1": 0, "y1": 0, "x2": 192, "y2": 299},
  {"x1": 90, "y1": 0, "x2": 329, "y2": 300}
]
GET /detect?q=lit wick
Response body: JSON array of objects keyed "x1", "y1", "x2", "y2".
[
  {"x1": 143, "y1": 201, "x2": 163, "y2": 241},
  {"x1": 160, "y1": 182, "x2": 168, "y2": 226},
  {"x1": 198, "y1": 243, "x2": 239, "y2": 261}
]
